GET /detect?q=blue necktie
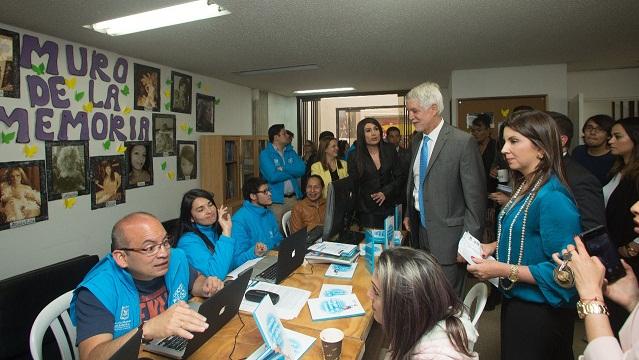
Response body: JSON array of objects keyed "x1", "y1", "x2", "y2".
[{"x1": 418, "y1": 135, "x2": 430, "y2": 228}]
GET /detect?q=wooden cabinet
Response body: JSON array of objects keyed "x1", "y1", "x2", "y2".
[{"x1": 200, "y1": 135, "x2": 268, "y2": 211}]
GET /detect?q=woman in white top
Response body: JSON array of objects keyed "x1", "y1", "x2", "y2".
[{"x1": 368, "y1": 247, "x2": 478, "y2": 360}]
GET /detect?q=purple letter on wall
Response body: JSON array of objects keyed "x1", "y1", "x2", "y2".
[
  {"x1": 20, "y1": 34, "x2": 59, "y2": 75},
  {"x1": 0, "y1": 106, "x2": 30, "y2": 143}
]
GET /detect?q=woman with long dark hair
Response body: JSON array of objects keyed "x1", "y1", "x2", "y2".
[
  {"x1": 368, "y1": 247, "x2": 478, "y2": 360},
  {"x1": 602, "y1": 117, "x2": 639, "y2": 335},
  {"x1": 468, "y1": 110, "x2": 581, "y2": 360},
  {"x1": 174, "y1": 189, "x2": 235, "y2": 279},
  {"x1": 347, "y1": 118, "x2": 403, "y2": 228}
]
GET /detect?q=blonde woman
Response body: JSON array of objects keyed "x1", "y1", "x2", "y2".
[{"x1": 311, "y1": 137, "x2": 348, "y2": 198}]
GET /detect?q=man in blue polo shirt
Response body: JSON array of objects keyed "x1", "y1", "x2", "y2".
[
  {"x1": 259, "y1": 124, "x2": 305, "y2": 226},
  {"x1": 70, "y1": 212, "x2": 224, "y2": 360}
]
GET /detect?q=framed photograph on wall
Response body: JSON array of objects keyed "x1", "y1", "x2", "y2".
[
  {"x1": 90, "y1": 155, "x2": 125, "y2": 210},
  {"x1": 152, "y1": 113, "x2": 177, "y2": 157},
  {"x1": 196, "y1": 93, "x2": 215, "y2": 132},
  {"x1": 125, "y1": 141, "x2": 153, "y2": 189},
  {"x1": 0, "y1": 160, "x2": 48, "y2": 230},
  {"x1": 133, "y1": 63, "x2": 161, "y2": 111},
  {"x1": 0, "y1": 28, "x2": 20, "y2": 98},
  {"x1": 171, "y1": 71, "x2": 192, "y2": 114},
  {"x1": 177, "y1": 141, "x2": 197, "y2": 181},
  {"x1": 45, "y1": 140, "x2": 89, "y2": 200}
]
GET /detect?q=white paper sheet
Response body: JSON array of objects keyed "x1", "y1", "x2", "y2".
[
  {"x1": 458, "y1": 232, "x2": 499, "y2": 287},
  {"x1": 240, "y1": 281, "x2": 311, "y2": 320}
]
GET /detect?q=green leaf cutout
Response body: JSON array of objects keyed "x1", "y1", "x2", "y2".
[
  {"x1": 161, "y1": 161, "x2": 167, "y2": 170},
  {"x1": 187, "y1": 127, "x2": 193, "y2": 135},
  {"x1": 74, "y1": 91, "x2": 85, "y2": 102},
  {"x1": 165, "y1": 79, "x2": 172, "y2": 85},
  {"x1": 120, "y1": 85, "x2": 130, "y2": 96},
  {"x1": 32, "y1": 63, "x2": 45, "y2": 75},
  {"x1": 164, "y1": 102, "x2": 170, "y2": 110},
  {"x1": 103, "y1": 139, "x2": 111, "y2": 150},
  {"x1": 197, "y1": 81, "x2": 202, "y2": 89},
  {"x1": 1, "y1": 131, "x2": 16, "y2": 144},
  {"x1": 214, "y1": 98, "x2": 221, "y2": 105}
]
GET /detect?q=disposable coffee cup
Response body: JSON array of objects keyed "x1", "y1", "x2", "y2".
[
  {"x1": 320, "y1": 328, "x2": 344, "y2": 360},
  {"x1": 497, "y1": 169, "x2": 509, "y2": 183}
]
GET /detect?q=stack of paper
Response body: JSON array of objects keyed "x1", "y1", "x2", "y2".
[
  {"x1": 325, "y1": 263, "x2": 357, "y2": 279},
  {"x1": 305, "y1": 242, "x2": 359, "y2": 265},
  {"x1": 248, "y1": 297, "x2": 315, "y2": 360},
  {"x1": 307, "y1": 293, "x2": 365, "y2": 321},
  {"x1": 240, "y1": 281, "x2": 311, "y2": 319}
]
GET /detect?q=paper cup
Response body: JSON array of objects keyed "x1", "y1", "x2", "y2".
[
  {"x1": 497, "y1": 169, "x2": 509, "y2": 183},
  {"x1": 320, "y1": 328, "x2": 344, "y2": 360}
]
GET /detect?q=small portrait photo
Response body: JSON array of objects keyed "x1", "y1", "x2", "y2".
[
  {"x1": 45, "y1": 140, "x2": 89, "y2": 200},
  {"x1": 125, "y1": 141, "x2": 154, "y2": 189},
  {"x1": 152, "y1": 114, "x2": 177, "y2": 157},
  {"x1": 196, "y1": 93, "x2": 215, "y2": 132},
  {"x1": 171, "y1": 71, "x2": 192, "y2": 114},
  {"x1": 0, "y1": 28, "x2": 20, "y2": 98},
  {"x1": 133, "y1": 63, "x2": 160, "y2": 111},
  {"x1": 177, "y1": 141, "x2": 197, "y2": 181},
  {"x1": 90, "y1": 156, "x2": 125, "y2": 210},
  {"x1": 0, "y1": 161, "x2": 48, "y2": 230}
]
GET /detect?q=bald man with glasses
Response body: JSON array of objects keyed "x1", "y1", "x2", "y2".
[{"x1": 70, "y1": 212, "x2": 224, "y2": 360}]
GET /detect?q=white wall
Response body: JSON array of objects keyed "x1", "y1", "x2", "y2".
[
  {"x1": 0, "y1": 23, "x2": 253, "y2": 280},
  {"x1": 267, "y1": 93, "x2": 297, "y2": 150},
  {"x1": 451, "y1": 64, "x2": 568, "y2": 126},
  {"x1": 568, "y1": 68, "x2": 639, "y2": 100}
]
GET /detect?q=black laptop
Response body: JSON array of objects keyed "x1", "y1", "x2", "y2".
[
  {"x1": 109, "y1": 325, "x2": 143, "y2": 360},
  {"x1": 251, "y1": 228, "x2": 307, "y2": 284},
  {"x1": 142, "y1": 268, "x2": 253, "y2": 359}
]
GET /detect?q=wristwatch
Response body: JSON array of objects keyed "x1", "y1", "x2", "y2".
[{"x1": 576, "y1": 300, "x2": 609, "y2": 319}]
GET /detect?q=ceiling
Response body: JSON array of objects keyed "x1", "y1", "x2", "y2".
[{"x1": 1, "y1": 0, "x2": 638, "y2": 96}]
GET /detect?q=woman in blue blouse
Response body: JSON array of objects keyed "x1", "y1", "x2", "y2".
[
  {"x1": 174, "y1": 189, "x2": 235, "y2": 279},
  {"x1": 468, "y1": 110, "x2": 581, "y2": 360}
]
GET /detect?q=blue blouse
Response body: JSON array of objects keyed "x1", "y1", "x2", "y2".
[
  {"x1": 496, "y1": 175, "x2": 581, "y2": 307},
  {"x1": 177, "y1": 223, "x2": 235, "y2": 279}
]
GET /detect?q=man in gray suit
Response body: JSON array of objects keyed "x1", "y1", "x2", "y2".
[{"x1": 403, "y1": 82, "x2": 486, "y2": 296}]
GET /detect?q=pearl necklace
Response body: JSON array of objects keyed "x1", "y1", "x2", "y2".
[{"x1": 496, "y1": 176, "x2": 544, "y2": 290}]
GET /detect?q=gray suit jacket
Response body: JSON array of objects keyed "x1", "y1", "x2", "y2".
[{"x1": 406, "y1": 122, "x2": 486, "y2": 264}]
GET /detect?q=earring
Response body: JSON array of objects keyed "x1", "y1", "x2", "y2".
[{"x1": 537, "y1": 153, "x2": 544, "y2": 159}]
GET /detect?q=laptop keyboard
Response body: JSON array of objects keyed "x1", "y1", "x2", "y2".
[
  {"x1": 258, "y1": 263, "x2": 278, "y2": 281},
  {"x1": 158, "y1": 335, "x2": 188, "y2": 352}
]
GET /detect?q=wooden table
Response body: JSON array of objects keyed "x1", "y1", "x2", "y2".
[
  {"x1": 280, "y1": 258, "x2": 374, "y2": 341},
  {"x1": 139, "y1": 257, "x2": 373, "y2": 359}
]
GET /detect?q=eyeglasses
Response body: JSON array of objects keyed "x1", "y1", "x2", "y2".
[
  {"x1": 117, "y1": 235, "x2": 172, "y2": 257},
  {"x1": 584, "y1": 126, "x2": 605, "y2": 133},
  {"x1": 255, "y1": 188, "x2": 272, "y2": 194}
]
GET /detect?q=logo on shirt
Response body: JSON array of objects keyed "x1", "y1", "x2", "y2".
[
  {"x1": 274, "y1": 159, "x2": 280, "y2": 165},
  {"x1": 120, "y1": 305, "x2": 130, "y2": 320},
  {"x1": 172, "y1": 283, "x2": 187, "y2": 304}
]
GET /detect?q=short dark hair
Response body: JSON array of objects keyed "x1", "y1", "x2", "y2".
[
  {"x1": 513, "y1": 105, "x2": 534, "y2": 113},
  {"x1": 471, "y1": 113, "x2": 491, "y2": 129},
  {"x1": 386, "y1": 126, "x2": 400, "y2": 136},
  {"x1": 268, "y1": 124, "x2": 285, "y2": 143},
  {"x1": 175, "y1": 189, "x2": 219, "y2": 250},
  {"x1": 319, "y1": 131, "x2": 335, "y2": 141},
  {"x1": 243, "y1": 176, "x2": 267, "y2": 200},
  {"x1": 583, "y1": 114, "x2": 614, "y2": 136},
  {"x1": 307, "y1": 174, "x2": 325, "y2": 189},
  {"x1": 546, "y1": 111, "x2": 574, "y2": 147}
]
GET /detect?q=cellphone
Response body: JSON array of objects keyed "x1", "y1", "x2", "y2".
[{"x1": 579, "y1": 225, "x2": 626, "y2": 283}]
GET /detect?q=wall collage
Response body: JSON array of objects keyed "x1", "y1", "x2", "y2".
[{"x1": 0, "y1": 27, "x2": 217, "y2": 231}]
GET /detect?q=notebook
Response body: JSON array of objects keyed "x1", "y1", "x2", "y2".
[
  {"x1": 251, "y1": 228, "x2": 307, "y2": 284},
  {"x1": 143, "y1": 268, "x2": 252, "y2": 359}
]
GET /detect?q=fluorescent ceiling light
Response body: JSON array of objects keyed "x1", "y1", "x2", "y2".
[
  {"x1": 85, "y1": 1, "x2": 230, "y2": 36},
  {"x1": 294, "y1": 87, "x2": 355, "y2": 94},
  {"x1": 236, "y1": 64, "x2": 320, "y2": 76}
]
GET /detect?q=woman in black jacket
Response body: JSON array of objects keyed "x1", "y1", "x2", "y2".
[{"x1": 347, "y1": 118, "x2": 404, "y2": 228}]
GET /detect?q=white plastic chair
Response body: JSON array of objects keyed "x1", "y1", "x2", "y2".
[
  {"x1": 463, "y1": 282, "x2": 488, "y2": 327},
  {"x1": 282, "y1": 210, "x2": 292, "y2": 237},
  {"x1": 29, "y1": 290, "x2": 79, "y2": 360}
]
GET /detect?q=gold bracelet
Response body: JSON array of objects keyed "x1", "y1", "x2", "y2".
[
  {"x1": 500, "y1": 265, "x2": 519, "y2": 290},
  {"x1": 576, "y1": 299, "x2": 609, "y2": 319}
]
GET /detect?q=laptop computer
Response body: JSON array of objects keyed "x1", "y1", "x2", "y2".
[
  {"x1": 307, "y1": 225, "x2": 323, "y2": 246},
  {"x1": 143, "y1": 268, "x2": 253, "y2": 359},
  {"x1": 251, "y1": 228, "x2": 307, "y2": 284},
  {"x1": 109, "y1": 325, "x2": 143, "y2": 360}
]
